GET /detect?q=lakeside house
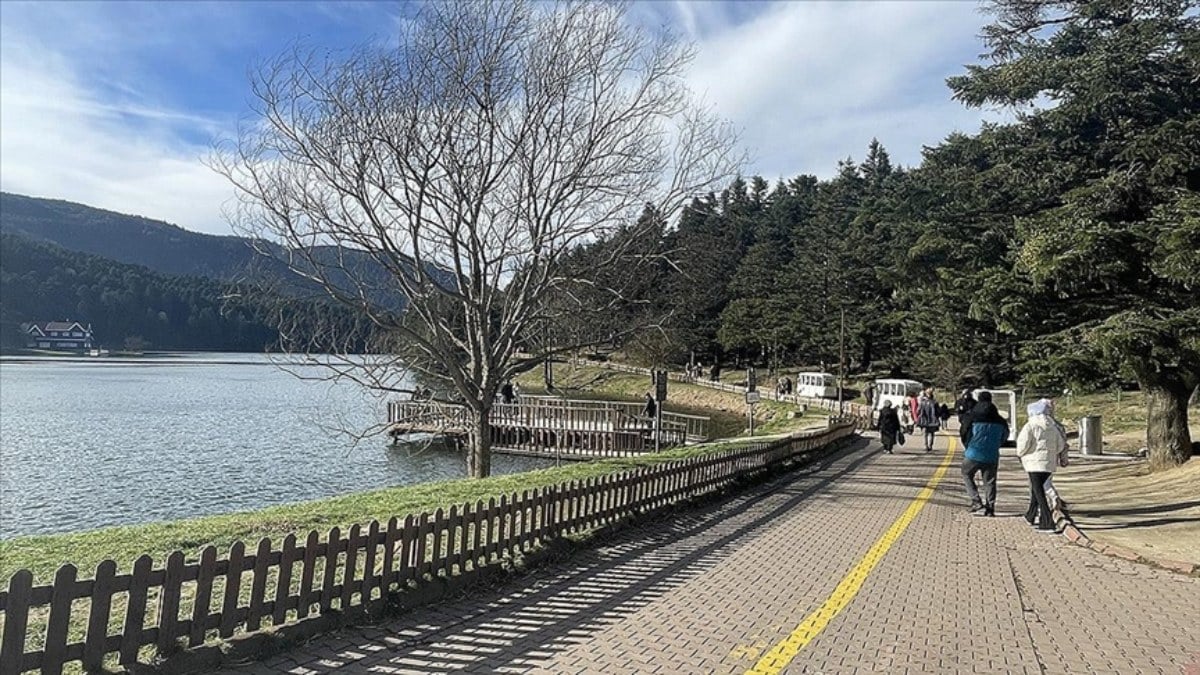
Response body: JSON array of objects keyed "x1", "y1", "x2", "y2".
[{"x1": 23, "y1": 321, "x2": 94, "y2": 351}]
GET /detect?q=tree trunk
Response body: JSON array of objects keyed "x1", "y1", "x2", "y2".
[
  {"x1": 466, "y1": 408, "x2": 493, "y2": 479},
  {"x1": 1145, "y1": 380, "x2": 1193, "y2": 470}
]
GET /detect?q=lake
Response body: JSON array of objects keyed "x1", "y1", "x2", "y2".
[{"x1": 0, "y1": 353, "x2": 552, "y2": 539}]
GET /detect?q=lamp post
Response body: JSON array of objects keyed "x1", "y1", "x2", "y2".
[{"x1": 837, "y1": 308, "x2": 846, "y2": 416}]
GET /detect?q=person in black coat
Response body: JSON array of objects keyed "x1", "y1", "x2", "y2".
[
  {"x1": 877, "y1": 400, "x2": 902, "y2": 454},
  {"x1": 954, "y1": 389, "x2": 976, "y2": 428},
  {"x1": 643, "y1": 392, "x2": 657, "y2": 419}
]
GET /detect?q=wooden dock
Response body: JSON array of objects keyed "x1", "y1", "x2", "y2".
[{"x1": 388, "y1": 396, "x2": 710, "y2": 459}]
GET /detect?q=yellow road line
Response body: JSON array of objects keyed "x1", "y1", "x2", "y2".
[{"x1": 744, "y1": 438, "x2": 958, "y2": 675}]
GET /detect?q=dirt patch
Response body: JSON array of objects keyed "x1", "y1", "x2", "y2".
[{"x1": 1054, "y1": 458, "x2": 1200, "y2": 565}]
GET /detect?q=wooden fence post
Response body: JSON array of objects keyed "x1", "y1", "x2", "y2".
[
  {"x1": 157, "y1": 551, "x2": 186, "y2": 656},
  {"x1": 190, "y1": 546, "x2": 218, "y2": 647},
  {"x1": 0, "y1": 569, "x2": 33, "y2": 674},
  {"x1": 247, "y1": 538, "x2": 273, "y2": 631},
  {"x1": 42, "y1": 564, "x2": 77, "y2": 675},
  {"x1": 83, "y1": 559, "x2": 118, "y2": 671},
  {"x1": 273, "y1": 535, "x2": 297, "y2": 627},
  {"x1": 119, "y1": 555, "x2": 153, "y2": 666},
  {"x1": 220, "y1": 542, "x2": 246, "y2": 638}
]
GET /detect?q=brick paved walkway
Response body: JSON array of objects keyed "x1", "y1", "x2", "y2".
[{"x1": 222, "y1": 435, "x2": 1200, "y2": 674}]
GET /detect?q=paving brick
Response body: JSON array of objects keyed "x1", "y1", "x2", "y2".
[{"x1": 217, "y1": 436, "x2": 1199, "y2": 675}]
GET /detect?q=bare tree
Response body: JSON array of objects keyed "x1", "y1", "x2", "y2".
[{"x1": 213, "y1": 0, "x2": 741, "y2": 478}]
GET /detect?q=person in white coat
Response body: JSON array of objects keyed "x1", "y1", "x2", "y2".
[{"x1": 1017, "y1": 399, "x2": 1069, "y2": 532}]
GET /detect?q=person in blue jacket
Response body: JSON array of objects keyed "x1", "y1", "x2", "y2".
[{"x1": 959, "y1": 390, "x2": 1009, "y2": 516}]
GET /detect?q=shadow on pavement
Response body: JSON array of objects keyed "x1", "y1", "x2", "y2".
[{"x1": 253, "y1": 437, "x2": 917, "y2": 674}]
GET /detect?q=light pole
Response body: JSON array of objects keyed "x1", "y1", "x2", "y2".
[{"x1": 838, "y1": 307, "x2": 846, "y2": 416}]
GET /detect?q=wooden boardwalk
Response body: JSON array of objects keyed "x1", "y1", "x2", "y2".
[{"x1": 388, "y1": 397, "x2": 710, "y2": 459}]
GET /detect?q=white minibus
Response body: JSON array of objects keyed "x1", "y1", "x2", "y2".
[
  {"x1": 796, "y1": 372, "x2": 838, "y2": 399},
  {"x1": 970, "y1": 388, "x2": 1018, "y2": 445}
]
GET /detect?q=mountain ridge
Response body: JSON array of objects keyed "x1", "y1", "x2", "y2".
[{"x1": 0, "y1": 192, "x2": 264, "y2": 280}]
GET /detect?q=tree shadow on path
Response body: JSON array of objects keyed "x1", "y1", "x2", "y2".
[{"x1": 248, "y1": 438, "x2": 913, "y2": 674}]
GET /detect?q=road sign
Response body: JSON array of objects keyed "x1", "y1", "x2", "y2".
[
  {"x1": 745, "y1": 390, "x2": 760, "y2": 405},
  {"x1": 654, "y1": 370, "x2": 668, "y2": 402}
]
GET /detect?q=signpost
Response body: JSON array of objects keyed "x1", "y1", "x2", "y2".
[
  {"x1": 838, "y1": 308, "x2": 846, "y2": 415},
  {"x1": 745, "y1": 389, "x2": 760, "y2": 435},
  {"x1": 653, "y1": 370, "x2": 667, "y2": 451}
]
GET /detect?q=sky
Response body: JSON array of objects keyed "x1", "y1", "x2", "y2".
[{"x1": 0, "y1": 1, "x2": 1007, "y2": 236}]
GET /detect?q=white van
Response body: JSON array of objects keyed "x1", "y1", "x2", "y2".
[
  {"x1": 796, "y1": 372, "x2": 838, "y2": 399},
  {"x1": 872, "y1": 379, "x2": 923, "y2": 412},
  {"x1": 970, "y1": 388, "x2": 1018, "y2": 445},
  {"x1": 870, "y1": 379, "x2": 924, "y2": 426}
]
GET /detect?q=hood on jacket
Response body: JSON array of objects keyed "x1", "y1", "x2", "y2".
[
  {"x1": 1027, "y1": 398, "x2": 1054, "y2": 417},
  {"x1": 971, "y1": 401, "x2": 1006, "y2": 425}
]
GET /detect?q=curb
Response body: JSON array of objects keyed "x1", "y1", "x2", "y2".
[{"x1": 1054, "y1": 506, "x2": 1199, "y2": 577}]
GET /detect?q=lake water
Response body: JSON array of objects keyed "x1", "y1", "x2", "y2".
[{"x1": 0, "y1": 353, "x2": 552, "y2": 539}]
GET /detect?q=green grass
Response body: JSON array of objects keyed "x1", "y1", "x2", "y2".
[
  {"x1": 0, "y1": 439, "x2": 757, "y2": 584},
  {"x1": 519, "y1": 362, "x2": 829, "y2": 439}
]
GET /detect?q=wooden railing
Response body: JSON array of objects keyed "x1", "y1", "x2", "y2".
[
  {"x1": 577, "y1": 359, "x2": 874, "y2": 425},
  {"x1": 0, "y1": 422, "x2": 856, "y2": 674},
  {"x1": 388, "y1": 397, "x2": 711, "y2": 455}
]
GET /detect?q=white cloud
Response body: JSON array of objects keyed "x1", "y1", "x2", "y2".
[
  {"x1": 0, "y1": 33, "x2": 237, "y2": 235},
  {"x1": 672, "y1": 1, "x2": 1003, "y2": 178},
  {"x1": 0, "y1": 0, "x2": 1009, "y2": 237}
]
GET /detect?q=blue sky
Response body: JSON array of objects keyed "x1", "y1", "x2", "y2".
[{"x1": 1, "y1": 1, "x2": 1006, "y2": 235}]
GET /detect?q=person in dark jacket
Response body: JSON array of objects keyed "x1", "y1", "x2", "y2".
[
  {"x1": 916, "y1": 389, "x2": 941, "y2": 453},
  {"x1": 953, "y1": 389, "x2": 976, "y2": 428},
  {"x1": 643, "y1": 392, "x2": 657, "y2": 419},
  {"x1": 877, "y1": 400, "x2": 901, "y2": 454},
  {"x1": 959, "y1": 391, "x2": 1009, "y2": 516}
]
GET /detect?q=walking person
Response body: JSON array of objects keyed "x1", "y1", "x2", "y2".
[
  {"x1": 642, "y1": 392, "x2": 657, "y2": 419},
  {"x1": 916, "y1": 389, "x2": 941, "y2": 452},
  {"x1": 877, "y1": 400, "x2": 902, "y2": 454},
  {"x1": 863, "y1": 382, "x2": 875, "y2": 407},
  {"x1": 954, "y1": 389, "x2": 976, "y2": 429},
  {"x1": 959, "y1": 391, "x2": 1009, "y2": 516},
  {"x1": 899, "y1": 396, "x2": 914, "y2": 434},
  {"x1": 1017, "y1": 399, "x2": 1069, "y2": 532},
  {"x1": 904, "y1": 391, "x2": 920, "y2": 434}
]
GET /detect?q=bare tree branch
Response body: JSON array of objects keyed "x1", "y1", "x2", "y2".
[{"x1": 211, "y1": 0, "x2": 742, "y2": 477}]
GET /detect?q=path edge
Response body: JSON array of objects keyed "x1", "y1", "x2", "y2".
[{"x1": 1054, "y1": 503, "x2": 1199, "y2": 577}]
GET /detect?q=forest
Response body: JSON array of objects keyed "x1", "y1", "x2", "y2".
[
  {"x1": 0, "y1": 233, "x2": 362, "y2": 353},
  {"x1": 562, "y1": 0, "x2": 1198, "y2": 466}
]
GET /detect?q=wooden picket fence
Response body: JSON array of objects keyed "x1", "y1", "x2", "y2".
[
  {"x1": 0, "y1": 422, "x2": 855, "y2": 674},
  {"x1": 580, "y1": 359, "x2": 874, "y2": 424}
]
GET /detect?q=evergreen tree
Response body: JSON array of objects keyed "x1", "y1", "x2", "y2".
[{"x1": 949, "y1": 0, "x2": 1200, "y2": 467}]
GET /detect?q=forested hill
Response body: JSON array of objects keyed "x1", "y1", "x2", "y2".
[
  {"x1": 0, "y1": 232, "x2": 360, "y2": 352},
  {"x1": 0, "y1": 192, "x2": 259, "y2": 281},
  {"x1": 0, "y1": 192, "x2": 453, "y2": 304}
]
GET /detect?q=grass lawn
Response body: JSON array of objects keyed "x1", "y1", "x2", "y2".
[
  {"x1": 1, "y1": 361, "x2": 834, "y2": 584},
  {"x1": 0, "y1": 438, "x2": 763, "y2": 584},
  {"x1": 516, "y1": 361, "x2": 828, "y2": 439}
]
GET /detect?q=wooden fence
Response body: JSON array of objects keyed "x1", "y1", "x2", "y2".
[
  {"x1": 388, "y1": 398, "x2": 710, "y2": 459},
  {"x1": 0, "y1": 422, "x2": 856, "y2": 674},
  {"x1": 579, "y1": 359, "x2": 874, "y2": 424}
]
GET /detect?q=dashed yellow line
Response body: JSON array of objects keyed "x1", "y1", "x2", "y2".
[{"x1": 744, "y1": 438, "x2": 958, "y2": 675}]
